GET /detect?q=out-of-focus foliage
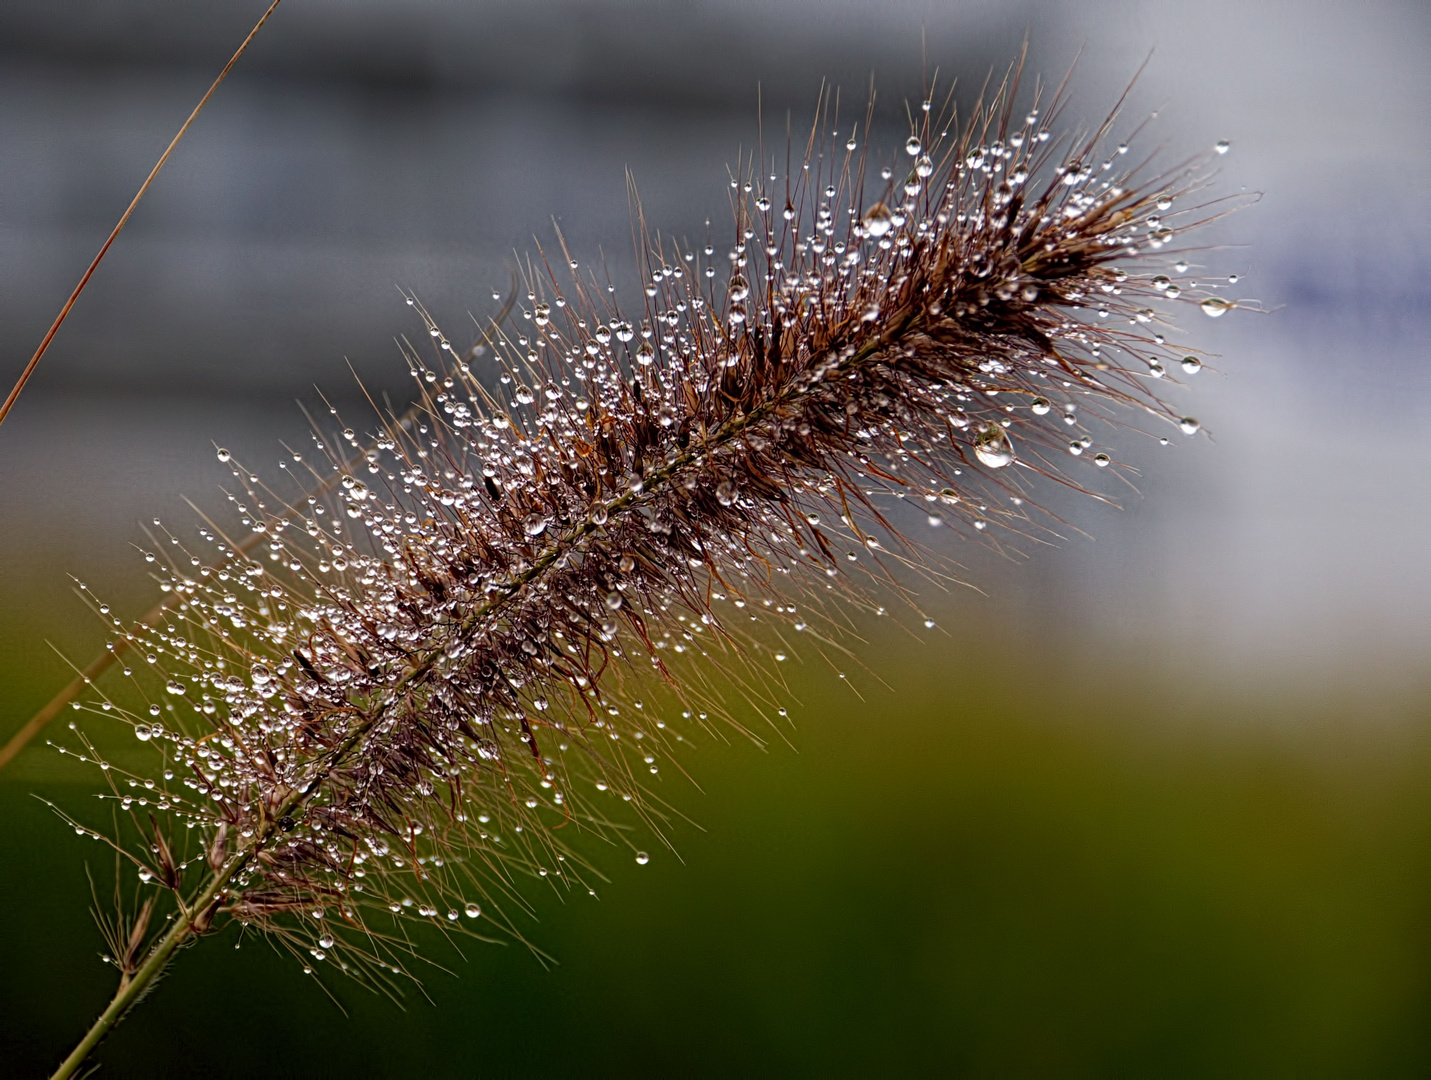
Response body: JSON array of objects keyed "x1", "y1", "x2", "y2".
[{"x1": 4, "y1": 614, "x2": 1430, "y2": 1076}]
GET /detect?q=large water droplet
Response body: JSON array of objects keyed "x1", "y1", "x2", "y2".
[
  {"x1": 635, "y1": 851, "x2": 650, "y2": 865},
  {"x1": 1181, "y1": 356, "x2": 1203, "y2": 374},
  {"x1": 973, "y1": 423, "x2": 1015, "y2": 469},
  {"x1": 716, "y1": 480, "x2": 738, "y2": 506},
  {"x1": 905, "y1": 136, "x2": 922, "y2": 157},
  {"x1": 1179, "y1": 417, "x2": 1201, "y2": 435},
  {"x1": 215, "y1": 448, "x2": 231, "y2": 463},
  {"x1": 524, "y1": 513, "x2": 549, "y2": 537},
  {"x1": 1030, "y1": 398, "x2": 1051, "y2": 416},
  {"x1": 465, "y1": 903, "x2": 481, "y2": 918},
  {"x1": 862, "y1": 203, "x2": 894, "y2": 238},
  {"x1": 727, "y1": 275, "x2": 750, "y2": 303},
  {"x1": 1200, "y1": 297, "x2": 1232, "y2": 317}
]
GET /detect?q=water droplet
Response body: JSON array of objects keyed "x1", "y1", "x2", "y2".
[
  {"x1": 905, "y1": 136, "x2": 922, "y2": 156},
  {"x1": 619, "y1": 553, "x2": 635, "y2": 574},
  {"x1": 251, "y1": 663, "x2": 272, "y2": 686},
  {"x1": 636, "y1": 341, "x2": 656, "y2": 366},
  {"x1": 134, "y1": 724, "x2": 152, "y2": 741},
  {"x1": 1175, "y1": 260, "x2": 1189, "y2": 274},
  {"x1": 515, "y1": 384, "x2": 534, "y2": 404},
  {"x1": 524, "y1": 513, "x2": 549, "y2": 537},
  {"x1": 1148, "y1": 360, "x2": 1166, "y2": 378},
  {"x1": 862, "y1": 203, "x2": 894, "y2": 238},
  {"x1": 1200, "y1": 297, "x2": 1232, "y2": 317},
  {"x1": 1181, "y1": 356, "x2": 1203, "y2": 374},
  {"x1": 1215, "y1": 139, "x2": 1231, "y2": 154},
  {"x1": 590, "y1": 503, "x2": 609, "y2": 526},
  {"x1": 165, "y1": 680, "x2": 186, "y2": 696},
  {"x1": 1068, "y1": 441, "x2": 1084, "y2": 456},
  {"x1": 605, "y1": 591, "x2": 623, "y2": 611},
  {"x1": 215, "y1": 448, "x2": 231, "y2": 463},
  {"x1": 1094, "y1": 453, "x2": 1111, "y2": 467},
  {"x1": 973, "y1": 423, "x2": 1015, "y2": 469},
  {"x1": 318, "y1": 934, "x2": 334, "y2": 949},
  {"x1": 594, "y1": 324, "x2": 612, "y2": 344},
  {"x1": 1179, "y1": 417, "x2": 1201, "y2": 435},
  {"x1": 635, "y1": 851, "x2": 650, "y2": 865},
  {"x1": 464, "y1": 902, "x2": 481, "y2": 918},
  {"x1": 533, "y1": 302, "x2": 551, "y2": 327},
  {"x1": 716, "y1": 480, "x2": 738, "y2": 506},
  {"x1": 1030, "y1": 397, "x2": 1051, "y2": 415},
  {"x1": 915, "y1": 155, "x2": 934, "y2": 178},
  {"x1": 727, "y1": 274, "x2": 750, "y2": 303}
]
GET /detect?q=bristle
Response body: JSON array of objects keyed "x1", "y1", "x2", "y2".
[{"x1": 60, "y1": 73, "x2": 1238, "y2": 983}]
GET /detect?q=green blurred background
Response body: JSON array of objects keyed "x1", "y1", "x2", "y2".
[
  {"x1": 5, "y1": 610, "x2": 1431, "y2": 1076},
  {"x1": 3, "y1": 0, "x2": 1430, "y2": 1075}
]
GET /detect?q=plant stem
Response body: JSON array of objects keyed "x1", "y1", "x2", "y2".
[{"x1": 50, "y1": 864, "x2": 236, "y2": 1080}]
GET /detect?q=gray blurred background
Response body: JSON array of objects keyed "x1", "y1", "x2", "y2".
[{"x1": 2, "y1": 0, "x2": 1427, "y2": 702}]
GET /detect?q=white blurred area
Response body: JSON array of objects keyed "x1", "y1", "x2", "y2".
[{"x1": 0, "y1": 0, "x2": 1427, "y2": 697}]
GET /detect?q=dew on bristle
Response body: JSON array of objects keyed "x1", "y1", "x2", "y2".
[
  {"x1": 973, "y1": 424, "x2": 1015, "y2": 469},
  {"x1": 1200, "y1": 297, "x2": 1232, "y2": 317},
  {"x1": 862, "y1": 203, "x2": 894, "y2": 237}
]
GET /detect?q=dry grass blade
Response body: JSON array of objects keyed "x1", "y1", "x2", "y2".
[{"x1": 0, "y1": 0, "x2": 286, "y2": 432}]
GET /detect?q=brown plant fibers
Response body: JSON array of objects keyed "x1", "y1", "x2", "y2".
[{"x1": 44, "y1": 60, "x2": 1241, "y2": 1074}]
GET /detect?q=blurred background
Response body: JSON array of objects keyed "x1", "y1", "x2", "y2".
[{"x1": 2, "y1": 0, "x2": 1429, "y2": 1075}]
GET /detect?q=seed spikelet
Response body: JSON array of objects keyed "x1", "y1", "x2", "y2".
[{"x1": 56, "y1": 67, "x2": 1238, "y2": 984}]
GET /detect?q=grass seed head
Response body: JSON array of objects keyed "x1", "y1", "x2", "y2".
[{"x1": 58, "y1": 66, "x2": 1241, "y2": 981}]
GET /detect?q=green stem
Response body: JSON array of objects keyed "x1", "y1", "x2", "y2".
[{"x1": 50, "y1": 863, "x2": 237, "y2": 1080}]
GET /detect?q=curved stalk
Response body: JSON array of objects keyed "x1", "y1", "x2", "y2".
[{"x1": 50, "y1": 864, "x2": 235, "y2": 1080}]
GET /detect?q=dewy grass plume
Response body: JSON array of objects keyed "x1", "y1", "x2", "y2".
[{"x1": 35, "y1": 60, "x2": 1245, "y2": 1079}]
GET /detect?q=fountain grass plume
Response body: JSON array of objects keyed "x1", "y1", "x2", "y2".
[{"x1": 40, "y1": 56, "x2": 1244, "y2": 1079}]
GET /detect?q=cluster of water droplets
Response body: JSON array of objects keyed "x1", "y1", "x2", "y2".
[{"x1": 55, "y1": 79, "x2": 1234, "y2": 983}]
